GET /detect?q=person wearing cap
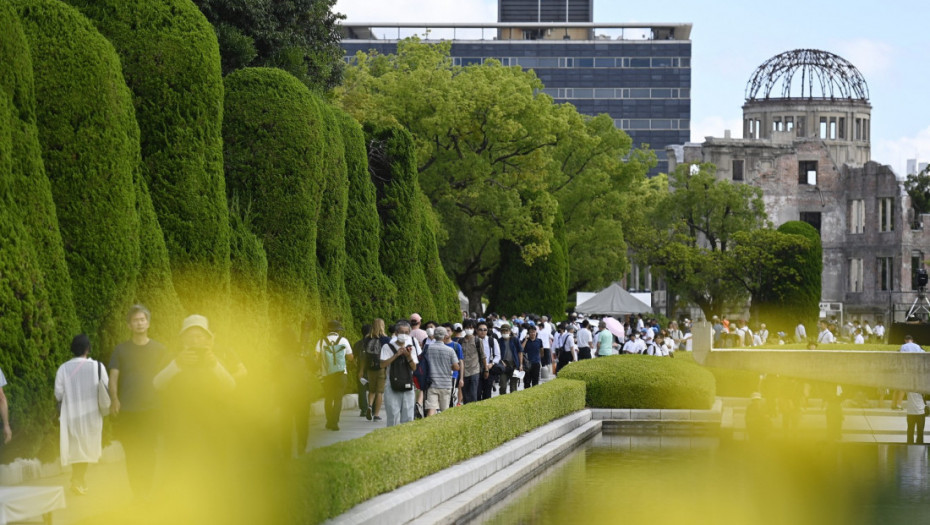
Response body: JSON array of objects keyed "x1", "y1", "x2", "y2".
[
  {"x1": 108, "y1": 304, "x2": 168, "y2": 498},
  {"x1": 315, "y1": 320, "x2": 354, "y2": 431},
  {"x1": 409, "y1": 313, "x2": 428, "y2": 349},
  {"x1": 153, "y1": 315, "x2": 236, "y2": 392}
]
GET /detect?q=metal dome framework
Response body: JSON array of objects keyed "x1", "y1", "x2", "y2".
[{"x1": 745, "y1": 49, "x2": 870, "y2": 101}]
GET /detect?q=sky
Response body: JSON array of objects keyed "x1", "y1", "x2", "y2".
[{"x1": 334, "y1": 0, "x2": 930, "y2": 176}]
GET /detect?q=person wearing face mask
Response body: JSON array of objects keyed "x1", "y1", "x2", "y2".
[
  {"x1": 423, "y1": 320, "x2": 438, "y2": 345},
  {"x1": 459, "y1": 319, "x2": 486, "y2": 404},
  {"x1": 409, "y1": 313, "x2": 428, "y2": 348},
  {"x1": 498, "y1": 322, "x2": 522, "y2": 394},
  {"x1": 380, "y1": 320, "x2": 420, "y2": 426}
]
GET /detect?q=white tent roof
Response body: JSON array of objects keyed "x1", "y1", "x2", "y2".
[{"x1": 574, "y1": 282, "x2": 652, "y2": 316}]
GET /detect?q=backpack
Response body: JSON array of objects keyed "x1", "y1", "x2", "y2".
[
  {"x1": 365, "y1": 337, "x2": 382, "y2": 370},
  {"x1": 389, "y1": 344, "x2": 414, "y2": 392},
  {"x1": 413, "y1": 343, "x2": 432, "y2": 392},
  {"x1": 320, "y1": 336, "x2": 347, "y2": 375}
]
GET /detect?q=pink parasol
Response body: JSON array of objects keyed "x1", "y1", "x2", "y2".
[{"x1": 603, "y1": 317, "x2": 625, "y2": 339}]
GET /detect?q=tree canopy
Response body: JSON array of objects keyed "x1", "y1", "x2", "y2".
[
  {"x1": 192, "y1": 0, "x2": 345, "y2": 91},
  {"x1": 338, "y1": 38, "x2": 650, "y2": 311},
  {"x1": 905, "y1": 166, "x2": 930, "y2": 215}
]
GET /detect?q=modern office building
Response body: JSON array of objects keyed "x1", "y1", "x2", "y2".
[
  {"x1": 341, "y1": 0, "x2": 692, "y2": 174},
  {"x1": 669, "y1": 49, "x2": 930, "y2": 324}
]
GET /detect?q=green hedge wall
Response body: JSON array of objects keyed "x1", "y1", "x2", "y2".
[
  {"x1": 0, "y1": 3, "x2": 74, "y2": 460},
  {"x1": 314, "y1": 105, "x2": 354, "y2": 332},
  {"x1": 228, "y1": 200, "x2": 270, "y2": 374},
  {"x1": 65, "y1": 0, "x2": 231, "y2": 318},
  {"x1": 489, "y1": 209, "x2": 569, "y2": 318},
  {"x1": 338, "y1": 112, "x2": 398, "y2": 329},
  {"x1": 417, "y1": 190, "x2": 462, "y2": 321},
  {"x1": 558, "y1": 355, "x2": 716, "y2": 409},
  {"x1": 292, "y1": 378, "x2": 586, "y2": 523},
  {"x1": 14, "y1": 0, "x2": 141, "y2": 356},
  {"x1": 222, "y1": 67, "x2": 323, "y2": 330},
  {"x1": 366, "y1": 124, "x2": 438, "y2": 319}
]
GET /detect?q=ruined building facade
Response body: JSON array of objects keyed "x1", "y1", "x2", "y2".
[{"x1": 668, "y1": 50, "x2": 930, "y2": 323}]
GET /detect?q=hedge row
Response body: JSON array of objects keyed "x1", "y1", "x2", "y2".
[
  {"x1": 558, "y1": 355, "x2": 716, "y2": 409},
  {"x1": 66, "y1": 0, "x2": 232, "y2": 319},
  {"x1": 291, "y1": 378, "x2": 586, "y2": 523},
  {"x1": 15, "y1": 0, "x2": 141, "y2": 356}
]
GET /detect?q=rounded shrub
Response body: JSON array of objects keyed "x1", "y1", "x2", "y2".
[
  {"x1": 755, "y1": 220, "x2": 822, "y2": 335},
  {"x1": 558, "y1": 355, "x2": 716, "y2": 409},
  {"x1": 222, "y1": 67, "x2": 323, "y2": 330},
  {"x1": 65, "y1": 0, "x2": 231, "y2": 317},
  {"x1": 337, "y1": 111, "x2": 398, "y2": 329},
  {"x1": 0, "y1": 3, "x2": 75, "y2": 460},
  {"x1": 228, "y1": 200, "x2": 270, "y2": 374},
  {"x1": 315, "y1": 104, "x2": 354, "y2": 332},
  {"x1": 14, "y1": 0, "x2": 142, "y2": 355}
]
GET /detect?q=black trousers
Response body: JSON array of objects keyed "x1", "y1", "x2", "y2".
[
  {"x1": 556, "y1": 350, "x2": 573, "y2": 374},
  {"x1": 323, "y1": 373, "x2": 346, "y2": 427},
  {"x1": 577, "y1": 347, "x2": 592, "y2": 360},
  {"x1": 479, "y1": 372, "x2": 494, "y2": 400},
  {"x1": 523, "y1": 362, "x2": 541, "y2": 389}
]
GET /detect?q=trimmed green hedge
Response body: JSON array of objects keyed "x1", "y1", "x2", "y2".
[
  {"x1": 228, "y1": 200, "x2": 270, "y2": 375},
  {"x1": 222, "y1": 67, "x2": 324, "y2": 330},
  {"x1": 0, "y1": 3, "x2": 75, "y2": 461},
  {"x1": 292, "y1": 378, "x2": 586, "y2": 523},
  {"x1": 367, "y1": 124, "x2": 438, "y2": 319},
  {"x1": 417, "y1": 189, "x2": 462, "y2": 321},
  {"x1": 66, "y1": 0, "x2": 231, "y2": 317},
  {"x1": 15, "y1": 0, "x2": 141, "y2": 356},
  {"x1": 558, "y1": 355, "x2": 716, "y2": 409},
  {"x1": 338, "y1": 111, "x2": 398, "y2": 329},
  {"x1": 314, "y1": 104, "x2": 354, "y2": 332}
]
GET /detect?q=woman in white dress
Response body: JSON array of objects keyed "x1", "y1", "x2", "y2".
[{"x1": 55, "y1": 334, "x2": 108, "y2": 495}]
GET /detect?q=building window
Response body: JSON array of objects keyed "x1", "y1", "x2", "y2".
[
  {"x1": 849, "y1": 199, "x2": 865, "y2": 233},
  {"x1": 820, "y1": 117, "x2": 828, "y2": 139},
  {"x1": 849, "y1": 258, "x2": 864, "y2": 292},
  {"x1": 799, "y1": 161, "x2": 817, "y2": 185},
  {"x1": 773, "y1": 118, "x2": 782, "y2": 132},
  {"x1": 786, "y1": 116, "x2": 794, "y2": 131},
  {"x1": 800, "y1": 211, "x2": 821, "y2": 234},
  {"x1": 839, "y1": 117, "x2": 846, "y2": 139},
  {"x1": 797, "y1": 116, "x2": 806, "y2": 137},
  {"x1": 878, "y1": 256, "x2": 893, "y2": 291},
  {"x1": 878, "y1": 197, "x2": 894, "y2": 232},
  {"x1": 855, "y1": 118, "x2": 862, "y2": 140},
  {"x1": 732, "y1": 159, "x2": 744, "y2": 182}
]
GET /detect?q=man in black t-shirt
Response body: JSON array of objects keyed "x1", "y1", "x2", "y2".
[{"x1": 109, "y1": 304, "x2": 167, "y2": 499}]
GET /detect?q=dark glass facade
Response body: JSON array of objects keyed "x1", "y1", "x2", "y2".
[{"x1": 342, "y1": 37, "x2": 690, "y2": 175}]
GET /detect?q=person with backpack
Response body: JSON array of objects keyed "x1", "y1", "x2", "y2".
[
  {"x1": 380, "y1": 320, "x2": 419, "y2": 426},
  {"x1": 363, "y1": 319, "x2": 390, "y2": 421},
  {"x1": 556, "y1": 324, "x2": 577, "y2": 374},
  {"x1": 424, "y1": 327, "x2": 459, "y2": 416},
  {"x1": 315, "y1": 320, "x2": 353, "y2": 431}
]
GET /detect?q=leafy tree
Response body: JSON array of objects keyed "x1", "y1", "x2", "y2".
[
  {"x1": 548, "y1": 111, "x2": 656, "y2": 294},
  {"x1": 192, "y1": 0, "x2": 345, "y2": 91},
  {"x1": 770, "y1": 221, "x2": 822, "y2": 333},
  {"x1": 339, "y1": 38, "x2": 646, "y2": 311},
  {"x1": 15, "y1": 0, "x2": 141, "y2": 355},
  {"x1": 904, "y1": 166, "x2": 930, "y2": 215},
  {"x1": 629, "y1": 163, "x2": 768, "y2": 318}
]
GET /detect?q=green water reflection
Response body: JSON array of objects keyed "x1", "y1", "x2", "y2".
[{"x1": 476, "y1": 433, "x2": 930, "y2": 525}]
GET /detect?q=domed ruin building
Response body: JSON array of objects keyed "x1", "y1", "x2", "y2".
[{"x1": 669, "y1": 49, "x2": 930, "y2": 325}]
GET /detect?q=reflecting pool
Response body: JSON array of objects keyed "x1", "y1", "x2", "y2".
[{"x1": 474, "y1": 432, "x2": 930, "y2": 525}]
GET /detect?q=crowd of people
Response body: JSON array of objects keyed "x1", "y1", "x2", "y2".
[
  {"x1": 320, "y1": 312, "x2": 691, "y2": 432},
  {"x1": 709, "y1": 314, "x2": 887, "y2": 348}
]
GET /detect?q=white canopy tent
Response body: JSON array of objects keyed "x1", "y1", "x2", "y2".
[{"x1": 574, "y1": 282, "x2": 652, "y2": 316}]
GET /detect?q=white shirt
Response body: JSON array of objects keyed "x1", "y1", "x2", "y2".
[
  {"x1": 55, "y1": 358, "x2": 108, "y2": 465},
  {"x1": 817, "y1": 329, "x2": 835, "y2": 344},
  {"x1": 576, "y1": 328, "x2": 593, "y2": 348},
  {"x1": 622, "y1": 339, "x2": 638, "y2": 354},
  {"x1": 795, "y1": 323, "x2": 807, "y2": 342},
  {"x1": 381, "y1": 337, "x2": 420, "y2": 364},
  {"x1": 874, "y1": 324, "x2": 885, "y2": 337},
  {"x1": 477, "y1": 336, "x2": 500, "y2": 365},
  {"x1": 538, "y1": 325, "x2": 553, "y2": 350},
  {"x1": 316, "y1": 334, "x2": 353, "y2": 374},
  {"x1": 854, "y1": 334, "x2": 865, "y2": 344}
]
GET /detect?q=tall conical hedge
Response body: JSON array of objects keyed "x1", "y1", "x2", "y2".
[
  {"x1": 0, "y1": 3, "x2": 74, "y2": 460},
  {"x1": 228, "y1": 199, "x2": 269, "y2": 373},
  {"x1": 65, "y1": 0, "x2": 231, "y2": 319},
  {"x1": 315, "y1": 106, "x2": 354, "y2": 332},
  {"x1": 489, "y1": 210, "x2": 569, "y2": 318},
  {"x1": 418, "y1": 190, "x2": 462, "y2": 321},
  {"x1": 367, "y1": 124, "x2": 438, "y2": 319},
  {"x1": 222, "y1": 67, "x2": 323, "y2": 331},
  {"x1": 14, "y1": 0, "x2": 141, "y2": 356},
  {"x1": 339, "y1": 113, "x2": 398, "y2": 329}
]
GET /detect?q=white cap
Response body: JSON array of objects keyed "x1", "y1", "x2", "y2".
[{"x1": 179, "y1": 314, "x2": 213, "y2": 338}]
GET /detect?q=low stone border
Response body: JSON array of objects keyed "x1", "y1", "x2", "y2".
[
  {"x1": 589, "y1": 398, "x2": 723, "y2": 422},
  {"x1": 324, "y1": 410, "x2": 596, "y2": 525}
]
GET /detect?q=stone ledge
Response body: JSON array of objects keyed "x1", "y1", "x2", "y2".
[{"x1": 325, "y1": 410, "x2": 594, "y2": 525}]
